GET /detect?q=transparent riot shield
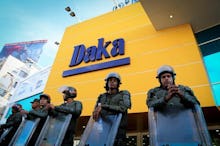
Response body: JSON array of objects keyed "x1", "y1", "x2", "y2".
[
  {"x1": 0, "y1": 127, "x2": 13, "y2": 143},
  {"x1": 148, "y1": 104, "x2": 212, "y2": 146},
  {"x1": 35, "y1": 114, "x2": 72, "y2": 146},
  {"x1": 9, "y1": 118, "x2": 40, "y2": 146},
  {"x1": 79, "y1": 113, "x2": 122, "y2": 146}
]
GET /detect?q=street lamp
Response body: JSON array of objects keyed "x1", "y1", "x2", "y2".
[
  {"x1": 54, "y1": 41, "x2": 60, "y2": 45},
  {"x1": 65, "y1": 6, "x2": 75, "y2": 17},
  {"x1": 65, "y1": 6, "x2": 71, "y2": 12},
  {"x1": 65, "y1": 6, "x2": 81, "y2": 22},
  {"x1": 70, "y1": 12, "x2": 75, "y2": 17}
]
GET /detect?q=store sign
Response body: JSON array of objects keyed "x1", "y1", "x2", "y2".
[
  {"x1": 112, "y1": 0, "x2": 139, "y2": 11},
  {"x1": 62, "y1": 38, "x2": 130, "y2": 77}
]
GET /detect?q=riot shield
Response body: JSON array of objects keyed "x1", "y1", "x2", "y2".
[
  {"x1": 0, "y1": 127, "x2": 13, "y2": 143},
  {"x1": 148, "y1": 104, "x2": 212, "y2": 146},
  {"x1": 9, "y1": 118, "x2": 40, "y2": 146},
  {"x1": 35, "y1": 114, "x2": 72, "y2": 146},
  {"x1": 79, "y1": 113, "x2": 122, "y2": 146}
]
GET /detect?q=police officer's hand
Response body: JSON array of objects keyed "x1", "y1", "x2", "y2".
[
  {"x1": 45, "y1": 104, "x2": 53, "y2": 110},
  {"x1": 165, "y1": 84, "x2": 179, "y2": 102},
  {"x1": 175, "y1": 85, "x2": 184, "y2": 99},
  {"x1": 92, "y1": 105, "x2": 101, "y2": 121},
  {"x1": 92, "y1": 111, "x2": 99, "y2": 121},
  {"x1": 20, "y1": 110, "x2": 29, "y2": 115},
  {"x1": 168, "y1": 84, "x2": 179, "y2": 94},
  {"x1": 48, "y1": 104, "x2": 55, "y2": 109}
]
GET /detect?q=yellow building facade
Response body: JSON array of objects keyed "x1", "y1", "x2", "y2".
[{"x1": 44, "y1": 2, "x2": 214, "y2": 117}]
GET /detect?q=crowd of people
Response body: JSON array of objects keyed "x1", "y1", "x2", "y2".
[{"x1": 0, "y1": 65, "x2": 202, "y2": 146}]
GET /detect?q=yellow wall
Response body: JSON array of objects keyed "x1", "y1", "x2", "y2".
[{"x1": 44, "y1": 2, "x2": 215, "y2": 116}]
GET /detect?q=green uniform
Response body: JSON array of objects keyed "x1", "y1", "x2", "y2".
[
  {"x1": 147, "y1": 85, "x2": 200, "y2": 110},
  {"x1": 0, "y1": 112, "x2": 22, "y2": 145},
  {"x1": 96, "y1": 90, "x2": 131, "y2": 146},
  {"x1": 27, "y1": 106, "x2": 51, "y2": 146},
  {"x1": 27, "y1": 107, "x2": 48, "y2": 120},
  {"x1": 0, "y1": 112, "x2": 22, "y2": 129},
  {"x1": 54, "y1": 100, "x2": 82, "y2": 146}
]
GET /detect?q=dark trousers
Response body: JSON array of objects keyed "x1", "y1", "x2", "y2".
[
  {"x1": 114, "y1": 138, "x2": 127, "y2": 146},
  {"x1": 61, "y1": 130, "x2": 74, "y2": 146}
]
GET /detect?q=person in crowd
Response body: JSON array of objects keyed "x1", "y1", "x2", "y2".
[
  {"x1": 92, "y1": 72, "x2": 131, "y2": 146},
  {"x1": 16, "y1": 103, "x2": 27, "y2": 118},
  {"x1": 27, "y1": 94, "x2": 52, "y2": 145},
  {"x1": 26, "y1": 94, "x2": 52, "y2": 119},
  {"x1": 26, "y1": 98, "x2": 40, "y2": 120},
  {"x1": 16, "y1": 103, "x2": 22, "y2": 112},
  {"x1": 16, "y1": 100, "x2": 40, "y2": 118},
  {"x1": 146, "y1": 65, "x2": 209, "y2": 145},
  {"x1": 30, "y1": 98, "x2": 40, "y2": 110},
  {"x1": 146, "y1": 65, "x2": 199, "y2": 110},
  {"x1": 0, "y1": 104, "x2": 22, "y2": 145},
  {"x1": 48, "y1": 86, "x2": 82, "y2": 146}
]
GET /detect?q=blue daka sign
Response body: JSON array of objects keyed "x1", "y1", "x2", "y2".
[{"x1": 62, "y1": 38, "x2": 130, "y2": 77}]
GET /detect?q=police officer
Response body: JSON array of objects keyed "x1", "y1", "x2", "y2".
[
  {"x1": 16, "y1": 103, "x2": 28, "y2": 119},
  {"x1": 93, "y1": 72, "x2": 131, "y2": 146},
  {"x1": 30, "y1": 99, "x2": 40, "y2": 110},
  {"x1": 147, "y1": 65, "x2": 200, "y2": 110},
  {"x1": 27, "y1": 94, "x2": 52, "y2": 119},
  {"x1": 0, "y1": 104, "x2": 22, "y2": 145},
  {"x1": 15, "y1": 99, "x2": 41, "y2": 121},
  {"x1": 27, "y1": 94, "x2": 52, "y2": 145},
  {"x1": 49, "y1": 86, "x2": 82, "y2": 146},
  {"x1": 26, "y1": 98, "x2": 41, "y2": 120}
]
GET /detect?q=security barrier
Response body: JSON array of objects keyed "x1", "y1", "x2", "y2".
[{"x1": 148, "y1": 104, "x2": 212, "y2": 146}]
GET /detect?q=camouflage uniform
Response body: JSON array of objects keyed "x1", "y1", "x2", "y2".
[
  {"x1": 0, "y1": 111, "x2": 22, "y2": 145},
  {"x1": 147, "y1": 85, "x2": 200, "y2": 111},
  {"x1": 54, "y1": 100, "x2": 82, "y2": 146},
  {"x1": 96, "y1": 90, "x2": 131, "y2": 146}
]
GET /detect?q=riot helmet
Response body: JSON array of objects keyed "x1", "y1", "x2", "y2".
[
  {"x1": 104, "y1": 72, "x2": 121, "y2": 90},
  {"x1": 59, "y1": 86, "x2": 77, "y2": 101},
  {"x1": 105, "y1": 72, "x2": 121, "y2": 83},
  {"x1": 156, "y1": 65, "x2": 176, "y2": 79}
]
